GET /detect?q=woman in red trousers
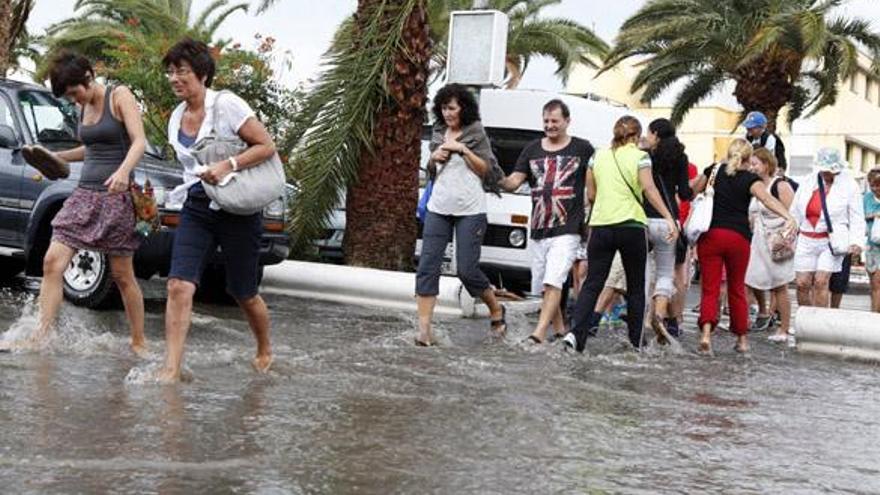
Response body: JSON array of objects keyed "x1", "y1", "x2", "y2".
[{"x1": 691, "y1": 139, "x2": 796, "y2": 354}]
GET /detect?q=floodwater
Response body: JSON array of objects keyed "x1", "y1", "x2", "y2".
[{"x1": 0, "y1": 279, "x2": 878, "y2": 494}]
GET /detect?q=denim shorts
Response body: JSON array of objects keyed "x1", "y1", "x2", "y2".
[{"x1": 168, "y1": 184, "x2": 262, "y2": 300}]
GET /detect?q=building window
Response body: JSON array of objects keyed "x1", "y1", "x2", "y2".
[
  {"x1": 850, "y1": 73, "x2": 858, "y2": 93},
  {"x1": 846, "y1": 142, "x2": 854, "y2": 164},
  {"x1": 868, "y1": 78, "x2": 876, "y2": 102}
]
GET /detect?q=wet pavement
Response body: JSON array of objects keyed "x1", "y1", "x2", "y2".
[{"x1": 0, "y1": 277, "x2": 879, "y2": 494}]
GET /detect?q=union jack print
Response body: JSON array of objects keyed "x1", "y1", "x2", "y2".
[{"x1": 530, "y1": 154, "x2": 580, "y2": 232}]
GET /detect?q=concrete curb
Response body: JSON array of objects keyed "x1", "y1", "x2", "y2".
[
  {"x1": 795, "y1": 306, "x2": 880, "y2": 362},
  {"x1": 260, "y1": 261, "x2": 542, "y2": 317}
]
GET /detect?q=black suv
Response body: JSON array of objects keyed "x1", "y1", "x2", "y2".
[{"x1": 0, "y1": 79, "x2": 290, "y2": 307}]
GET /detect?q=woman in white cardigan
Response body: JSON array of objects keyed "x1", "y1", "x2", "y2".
[{"x1": 791, "y1": 148, "x2": 866, "y2": 308}]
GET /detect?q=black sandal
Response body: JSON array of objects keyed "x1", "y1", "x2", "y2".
[
  {"x1": 525, "y1": 335, "x2": 543, "y2": 344},
  {"x1": 490, "y1": 304, "x2": 507, "y2": 336},
  {"x1": 414, "y1": 338, "x2": 435, "y2": 347}
]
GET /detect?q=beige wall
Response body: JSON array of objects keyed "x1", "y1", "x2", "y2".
[{"x1": 567, "y1": 53, "x2": 880, "y2": 176}]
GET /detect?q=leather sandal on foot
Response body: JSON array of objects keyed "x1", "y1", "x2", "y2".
[
  {"x1": 490, "y1": 304, "x2": 507, "y2": 336},
  {"x1": 525, "y1": 335, "x2": 543, "y2": 344},
  {"x1": 414, "y1": 338, "x2": 435, "y2": 347}
]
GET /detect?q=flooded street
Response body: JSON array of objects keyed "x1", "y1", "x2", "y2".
[{"x1": 1, "y1": 279, "x2": 879, "y2": 494}]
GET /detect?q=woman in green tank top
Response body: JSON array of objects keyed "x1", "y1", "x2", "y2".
[{"x1": 564, "y1": 116, "x2": 679, "y2": 352}]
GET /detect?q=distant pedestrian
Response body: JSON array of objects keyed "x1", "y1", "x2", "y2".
[
  {"x1": 4, "y1": 52, "x2": 148, "y2": 355},
  {"x1": 791, "y1": 148, "x2": 866, "y2": 309},
  {"x1": 744, "y1": 111, "x2": 787, "y2": 173},
  {"x1": 864, "y1": 168, "x2": 880, "y2": 312},
  {"x1": 564, "y1": 116, "x2": 678, "y2": 352},
  {"x1": 744, "y1": 148, "x2": 796, "y2": 342},
  {"x1": 500, "y1": 99, "x2": 594, "y2": 344},
  {"x1": 642, "y1": 118, "x2": 692, "y2": 340},
  {"x1": 415, "y1": 83, "x2": 507, "y2": 346},
  {"x1": 692, "y1": 139, "x2": 796, "y2": 354}
]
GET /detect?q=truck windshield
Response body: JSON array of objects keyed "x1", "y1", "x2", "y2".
[{"x1": 18, "y1": 90, "x2": 80, "y2": 145}]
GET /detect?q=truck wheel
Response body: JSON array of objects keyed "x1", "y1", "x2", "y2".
[{"x1": 62, "y1": 249, "x2": 120, "y2": 309}]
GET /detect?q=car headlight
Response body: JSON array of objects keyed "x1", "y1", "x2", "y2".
[
  {"x1": 508, "y1": 228, "x2": 526, "y2": 248},
  {"x1": 263, "y1": 198, "x2": 285, "y2": 219}
]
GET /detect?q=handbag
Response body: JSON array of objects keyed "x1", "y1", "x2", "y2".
[
  {"x1": 416, "y1": 179, "x2": 433, "y2": 223},
  {"x1": 684, "y1": 163, "x2": 720, "y2": 245},
  {"x1": 190, "y1": 91, "x2": 285, "y2": 215},
  {"x1": 817, "y1": 173, "x2": 850, "y2": 256},
  {"x1": 760, "y1": 179, "x2": 795, "y2": 261},
  {"x1": 130, "y1": 179, "x2": 160, "y2": 238}
]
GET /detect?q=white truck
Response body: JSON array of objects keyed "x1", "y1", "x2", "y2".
[{"x1": 414, "y1": 88, "x2": 633, "y2": 294}]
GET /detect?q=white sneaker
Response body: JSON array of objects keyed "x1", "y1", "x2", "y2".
[
  {"x1": 767, "y1": 333, "x2": 788, "y2": 343},
  {"x1": 562, "y1": 333, "x2": 577, "y2": 350}
]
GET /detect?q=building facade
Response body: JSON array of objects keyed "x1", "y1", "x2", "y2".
[{"x1": 567, "y1": 52, "x2": 880, "y2": 179}]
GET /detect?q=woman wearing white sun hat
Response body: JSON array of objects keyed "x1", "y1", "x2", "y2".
[{"x1": 791, "y1": 147, "x2": 866, "y2": 308}]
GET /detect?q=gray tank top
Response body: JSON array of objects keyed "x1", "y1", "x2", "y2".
[{"x1": 78, "y1": 86, "x2": 131, "y2": 191}]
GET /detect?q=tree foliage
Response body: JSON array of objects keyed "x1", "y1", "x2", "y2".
[
  {"x1": 285, "y1": 0, "x2": 429, "y2": 263},
  {"x1": 40, "y1": 1, "x2": 302, "y2": 155},
  {"x1": 427, "y1": 0, "x2": 608, "y2": 88},
  {"x1": 604, "y1": 0, "x2": 880, "y2": 129}
]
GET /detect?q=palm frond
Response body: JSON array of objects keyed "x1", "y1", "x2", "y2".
[{"x1": 288, "y1": 0, "x2": 424, "y2": 254}]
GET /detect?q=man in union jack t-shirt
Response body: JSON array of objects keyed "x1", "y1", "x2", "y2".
[{"x1": 500, "y1": 99, "x2": 594, "y2": 344}]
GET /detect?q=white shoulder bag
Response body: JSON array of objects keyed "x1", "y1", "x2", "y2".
[
  {"x1": 684, "y1": 163, "x2": 720, "y2": 245},
  {"x1": 190, "y1": 91, "x2": 286, "y2": 215}
]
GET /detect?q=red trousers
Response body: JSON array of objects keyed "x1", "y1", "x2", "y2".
[{"x1": 697, "y1": 228, "x2": 751, "y2": 335}]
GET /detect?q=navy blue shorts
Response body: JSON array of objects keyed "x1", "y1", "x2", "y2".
[{"x1": 168, "y1": 184, "x2": 262, "y2": 300}]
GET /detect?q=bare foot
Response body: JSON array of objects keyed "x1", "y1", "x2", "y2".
[
  {"x1": 0, "y1": 340, "x2": 13, "y2": 352},
  {"x1": 735, "y1": 336, "x2": 750, "y2": 354},
  {"x1": 154, "y1": 367, "x2": 180, "y2": 384},
  {"x1": 698, "y1": 324, "x2": 713, "y2": 355},
  {"x1": 252, "y1": 354, "x2": 273, "y2": 374},
  {"x1": 416, "y1": 328, "x2": 433, "y2": 347},
  {"x1": 130, "y1": 340, "x2": 149, "y2": 359},
  {"x1": 24, "y1": 329, "x2": 53, "y2": 350}
]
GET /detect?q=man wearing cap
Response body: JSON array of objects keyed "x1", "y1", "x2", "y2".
[
  {"x1": 790, "y1": 147, "x2": 866, "y2": 308},
  {"x1": 744, "y1": 111, "x2": 788, "y2": 172}
]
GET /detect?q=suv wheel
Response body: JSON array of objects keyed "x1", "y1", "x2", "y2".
[{"x1": 63, "y1": 249, "x2": 119, "y2": 309}]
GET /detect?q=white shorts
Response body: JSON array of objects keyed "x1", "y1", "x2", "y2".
[
  {"x1": 530, "y1": 234, "x2": 580, "y2": 293},
  {"x1": 794, "y1": 235, "x2": 844, "y2": 274}
]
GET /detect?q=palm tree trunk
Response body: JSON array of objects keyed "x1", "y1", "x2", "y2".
[
  {"x1": 343, "y1": 0, "x2": 430, "y2": 270},
  {"x1": 0, "y1": 0, "x2": 13, "y2": 76},
  {"x1": 733, "y1": 58, "x2": 796, "y2": 132}
]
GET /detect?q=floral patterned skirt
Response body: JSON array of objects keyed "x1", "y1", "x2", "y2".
[{"x1": 51, "y1": 187, "x2": 141, "y2": 256}]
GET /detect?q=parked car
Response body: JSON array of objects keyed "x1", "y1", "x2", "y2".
[{"x1": 0, "y1": 78, "x2": 290, "y2": 307}]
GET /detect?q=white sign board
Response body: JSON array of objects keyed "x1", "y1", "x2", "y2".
[{"x1": 446, "y1": 10, "x2": 509, "y2": 87}]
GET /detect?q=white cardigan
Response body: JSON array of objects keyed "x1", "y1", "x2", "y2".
[{"x1": 791, "y1": 171, "x2": 867, "y2": 248}]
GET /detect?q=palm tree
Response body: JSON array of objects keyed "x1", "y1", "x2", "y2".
[
  {"x1": 603, "y1": 0, "x2": 880, "y2": 129},
  {"x1": 41, "y1": 0, "x2": 248, "y2": 64},
  {"x1": 286, "y1": 0, "x2": 430, "y2": 269},
  {"x1": 428, "y1": 0, "x2": 608, "y2": 88},
  {"x1": 0, "y1": 0, "x2": 36, "y2": 76}
]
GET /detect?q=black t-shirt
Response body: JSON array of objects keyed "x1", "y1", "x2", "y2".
[
  {"x1": 703, "y1": 162, "x2": 762, "y2": 240},
  {"x1": 514, "y1": 137, "x2": 594, "y2": 240}
]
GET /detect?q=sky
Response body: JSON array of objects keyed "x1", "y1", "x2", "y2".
[{"x1": 23, "y1": 0, "x2": 880, "y2": 95}]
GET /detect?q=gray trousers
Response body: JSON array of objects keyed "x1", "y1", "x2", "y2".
[{"x1": 416, "y1": 211, "x2": 490, "y2": 297}]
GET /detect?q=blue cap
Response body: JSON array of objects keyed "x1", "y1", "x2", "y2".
[{"x1": 743, "y1": 111, "x2": 767, "y2": 129}]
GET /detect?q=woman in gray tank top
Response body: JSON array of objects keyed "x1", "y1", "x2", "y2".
[{"x1": 19, "y1": 52, "x2": 149, "y2": 356}]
